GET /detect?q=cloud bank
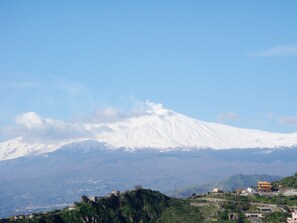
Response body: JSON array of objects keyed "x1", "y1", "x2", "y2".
[
  {"x1": 0, "y1": 100, "x2": 166, "y2": 144},
  {"x1": 1, "y1": 112, "x2": 92, "y2": 143}
]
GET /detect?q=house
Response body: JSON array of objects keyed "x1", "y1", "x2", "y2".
[
  {"x1": 212, "y1": 188, "x2": 223, "y2": 193},
  {"x1": 89, "y1": 196, "x2": 100, "y2": 202},
  {"x1": 247, "y1": 187, "x2": 255, "y2": 193},
  {"x1": 192, "y1": 193, "x2": 206, "y2": 198},
  {"x1": 287, "y1": 210, "x2": 297, "y2": 223},
  {"x1": 111, "y1": 190, "x2": 120, "y2": 196},
  {"x1": 68, "y1": 206, "x2": 77, "y2": 210},
  {"x1": 245, "y1": 213, "x2": 263, "y2": 218},
  {"x1": 257, "y1": 181, "x2": 272, "y2": 192},
  {"x1": 236, "y1": 188, "x2": 245, "y2": 194},
  {"x1": 28, "y1": 215, "x2": 34, "y2": 219},
  {"x1": 14, "y1": 215, "x2": 25, "y2": 220}
]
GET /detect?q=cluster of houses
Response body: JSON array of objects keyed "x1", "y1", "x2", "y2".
[
  {"x1": 88, "y1": 189, "x2": 121, "y2": 203},
  {"x1": 10, "y1": 214, "x2": 34, "y2": 221},
  {"x1": 238, "y1": 181, "x2": 297, "y2": 222},
  {"x1": 234, "y1": 181, "x2": 297, "y2": 196},
  {"x1": 69, "y1": 185, "x2": 144, "y2": 210},
  {"x1": 192, "y1": 181, "x2": 297, "y2": 222}
]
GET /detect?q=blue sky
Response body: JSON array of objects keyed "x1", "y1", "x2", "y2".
[{"x1": 1, "y1": 0, "x2": 297, "y2": 133}]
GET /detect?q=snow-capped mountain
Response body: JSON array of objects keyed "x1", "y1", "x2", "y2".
[
  {"x1": 0, "y1": 137, "x2": 67, "y2": 161},
  {"x1": 94, "y1": 103, "x2": 297, "y2": 149},
  {"x1": 1, "y1": 101, "x2": 297, "y2": 161}
]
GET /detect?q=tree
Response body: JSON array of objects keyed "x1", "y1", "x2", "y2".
[{"x1": 81, "y1": 195, "x2": 89, "y2": 203}]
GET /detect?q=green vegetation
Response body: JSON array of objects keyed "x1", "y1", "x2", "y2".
[
  {"x1": 263, "y1": 212, "x2": 289, "y2": 223},
  {"x1": 249, "y1": 193, "x2": 297, "y2": 206},
  {"x1": 0, "y1": 189, "x2": 249, "y2": 223},
  {"x1": 2, "y1": 172, "x2": 297, "y2": 223},
  {"x1": 1, "y1": 189, "x2": 171, "y2": 223},
  {"x1": 1, "y1": 188, "x2": 296, "y2": 223},
  {"x1": 157, "y1": 200, "x2": 205, "y2": 223},
  {"x1": 272, "y1": 172, "x2": 297, "y2": 189}
]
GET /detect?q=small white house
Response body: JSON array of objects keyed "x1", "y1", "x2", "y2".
[
  {"x1": 89, "y1": 196, "x2": 99, "y2": 202},
  {"x1": 287, "y1": 210, "x2": 297, "y2": 223},
  {"x1": 212, "y1": 188, "x2": 223, "y2": 193},
  {"x1": 110, "y1": 190, "x2": 120, "y2": 196},
  {"x1": 247, "y1": 187, "x2": 255, "y2": 193}
]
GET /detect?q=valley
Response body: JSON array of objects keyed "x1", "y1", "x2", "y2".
[{"x1": 1, "y1": 146, "x2": 297, "y2": 218}]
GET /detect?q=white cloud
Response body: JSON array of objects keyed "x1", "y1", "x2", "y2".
[
  {"x1": 2, "y1": 112, "x2": 93, "y2": 143},
  {"x1": 216, "y1": 112, "x2": 240, "y2": 123},
  {"x1": 279, "y1": 116, "x2": 297, "y2": 126},
  {"x1": 0, "y1": 101, "x2": 171, "y2": 143},
  {"x1": 0, "y1": 104, "x2": 144, "y2": 143},
  {"x1": 80, "y1": 107, "x2": 127, "y2": 124},
  {"x1": 249, "y1": 45, "x2": 297, "y2": 57},
  {"x1": 84, "y1": 100, "x2": 162, "y2": 124},
  {"x1": 16, "y1": 112, "x2": 47, "y2": 130}
]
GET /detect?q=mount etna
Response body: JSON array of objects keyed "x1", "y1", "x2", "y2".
[{"x1": 1, "y1": 102, "x2": 297, "y2": 218}]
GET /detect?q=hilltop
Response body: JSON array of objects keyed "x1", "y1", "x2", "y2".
[{"x1": 0, "y1": 189, "x2": 208, "y2": 223}]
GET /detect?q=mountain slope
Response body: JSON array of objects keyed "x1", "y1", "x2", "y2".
[
  {"x1": 176, "y1": 174, "x2": 282, "y2": 197},
  {"x1": 272, "y1": 172, "x2": 297, "y2": 189},
  {"x1": 95, "y1": 103, "x2": 297, "y2": 149},
  {"x1": 1, "y1": 101, "x2": 297, "y2": 161}
]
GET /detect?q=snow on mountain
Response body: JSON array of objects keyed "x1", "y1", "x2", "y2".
[
  {"x1": 94, "y1": 102, "x2": 297, "y2": 150},
  {"x1": 1, "y1": 101, "x2": 297, "y2": 161},
  {"x1": 0, "y1": 137, "x2": 59, "y2": 161}
]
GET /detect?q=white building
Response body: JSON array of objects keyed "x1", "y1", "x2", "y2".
[
  {"x1": 247, "y1": 187, "x2": 255, "y2": 193},
  {"x1": 212, "y1": 188, "x2": 223, "y2": 193},
  {"x1": 245, "y1": 213, "x2": 263, "y2": 218},
  {"x1": 108, "y1": 190, "x2": 120, "y2": 197},
  {"x1": 287, "y1": 210, "x2": 297, "y2": 223},
  {"x1": 284, "y1": 189, "x2": 297, "y2": 196},
  {"x1": 89, "y1": 196, "x2": 99, "y2": 202}
]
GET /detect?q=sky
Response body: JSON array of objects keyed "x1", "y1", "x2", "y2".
[{"x1": 1, "y1": 0, "x2": 297, "y2": 138}]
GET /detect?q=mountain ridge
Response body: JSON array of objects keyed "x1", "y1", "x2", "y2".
[{"x1": 1, "y1": 101, "x2": 297, "y2": 161}]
